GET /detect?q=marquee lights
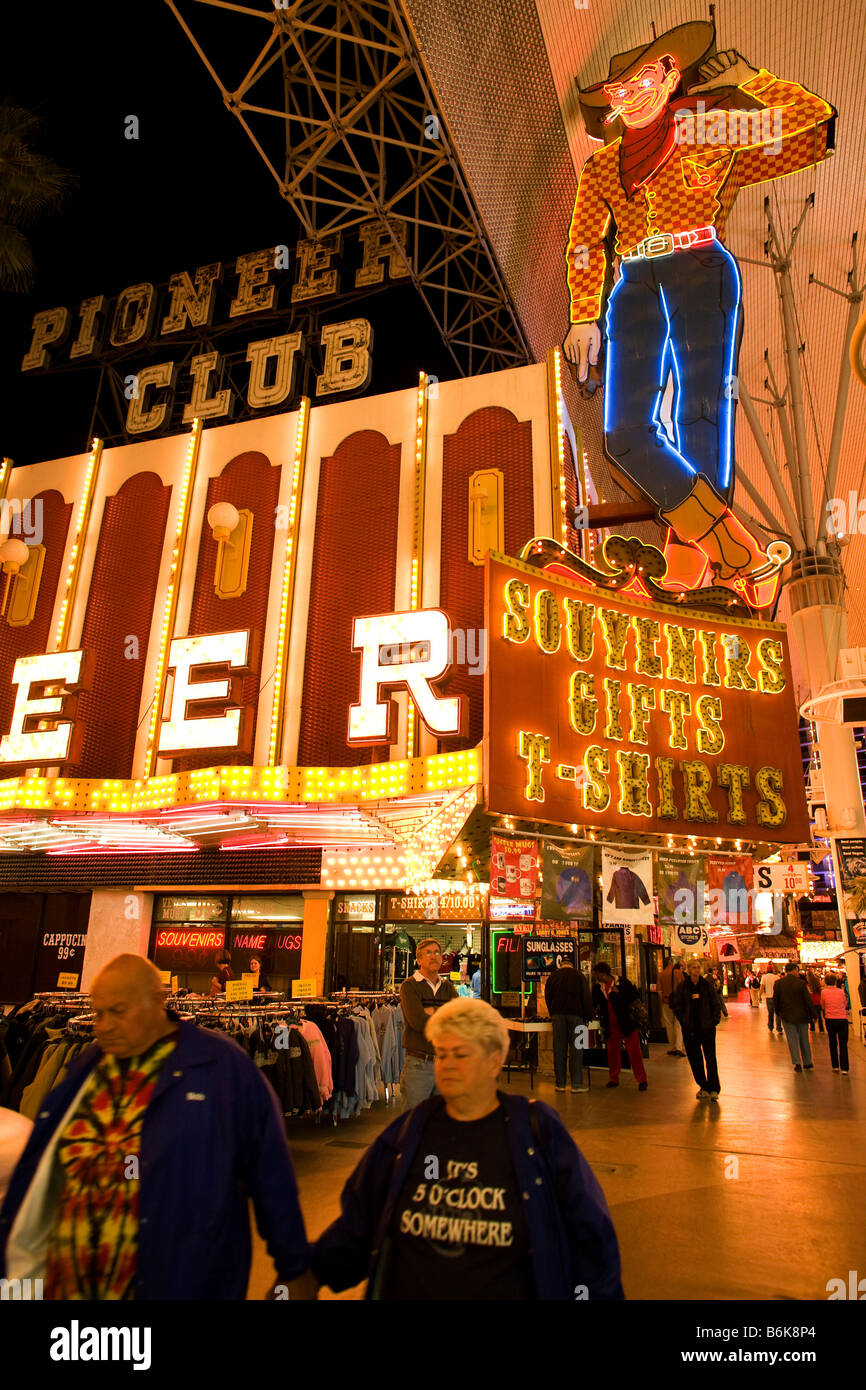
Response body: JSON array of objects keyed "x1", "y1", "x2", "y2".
[
  {"x1": 549, "y1": 349, "x2": 569, "y2": 549},
  {"x1": 145, "y1": 418, "x2": 202, "y2": 775},
  {"x1": 268, "y1": 399, "x2": 309, "y2": 766},
  {"x1": 0, "y1": 747, "x2": 482, "y2": 817},
  {"x1": 54, "y1": 438, "x2": 103, "y2": 652}
]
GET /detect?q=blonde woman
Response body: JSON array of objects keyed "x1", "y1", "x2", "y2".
[{"x1": 311, "y1": 997, "x2": 623, "y2": 1300}]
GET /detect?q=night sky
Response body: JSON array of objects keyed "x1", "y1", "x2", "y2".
[{"x1": 2, "y1": 3, "x2": 456, "y2": 465}]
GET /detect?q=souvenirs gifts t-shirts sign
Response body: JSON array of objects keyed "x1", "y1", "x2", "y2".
[
  {"x1": 490, "y1": 836, "x2": 538, "y2": 900},
  {"x1": 602, "y1": 846, "x2": 654, "y2": 926}
]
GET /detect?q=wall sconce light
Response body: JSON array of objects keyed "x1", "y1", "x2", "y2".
[
  {"x1": 207, "y1": 502, "x2": 240, "y2": 543},
  {"x1": 0, "y1": 537, "x2": 30, "y2": 617},
  {"x1": 206, "y1": 501, "x2": 253, "y2": 599}
]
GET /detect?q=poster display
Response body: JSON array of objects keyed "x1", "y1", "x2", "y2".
[
  {"x1": 601, "y1": 846, "x2": 653, "y2": 926},
  {"x1": 707, "y1": 853, "x2": 754, "y2": 927},
  {"x1": 835, "y1": 838, "x2": 866, "y2": 948},
  {"x1": 657, "y1": 851, "x2": 706, "y2": 926},
  {"x1": 490, "y1": 835, "x2": 538, "y2": 901},
  {"x1": 540, "y1": 842, "x2": 593, "y2": 921}
]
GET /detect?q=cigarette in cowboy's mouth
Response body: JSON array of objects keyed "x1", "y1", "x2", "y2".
[{"x1": 604, "y1": 107, "x2": 624, "y2": 124}]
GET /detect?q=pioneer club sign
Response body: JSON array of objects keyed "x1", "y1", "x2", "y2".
[
  {"x1": 20, "y1": 221, "x2": 412, "y2": 433},
  {"x1": 485, "y1": 553, "x2": 810, "y2": 843}
]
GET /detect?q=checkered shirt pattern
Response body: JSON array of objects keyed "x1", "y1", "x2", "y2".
[{"x1": 566, "y1": 70, "x2": 835, "y2": 324}]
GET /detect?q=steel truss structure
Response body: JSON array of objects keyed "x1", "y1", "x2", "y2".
[{"x1": 165, "y1": 0, "x2": 532, "y2": 381}]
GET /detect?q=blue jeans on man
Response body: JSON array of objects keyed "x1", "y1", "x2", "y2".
[
  {"x1": 782, "y1": 1021, "x2": 813, "y2": 1068},
  {"x1": 604, "y1": 244, "x2": 743, "y2": 510},
  {"x1": 552, "y1": 1013, "x2": 585, "y2": 1089},
  {"x1": 399, "y1": 1053, "x2": 438, "y2": 1111}
]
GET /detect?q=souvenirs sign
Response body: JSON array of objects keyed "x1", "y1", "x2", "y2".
[{"x1": 486, "y1": 553, "x2": 809, "y2": 843}]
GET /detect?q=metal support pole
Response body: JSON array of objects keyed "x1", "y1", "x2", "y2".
[{"x1": 738, "y1": 381, "x2": 806, "y2": 551}]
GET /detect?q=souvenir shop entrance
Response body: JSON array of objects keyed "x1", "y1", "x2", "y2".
[{"x1": 329, "y1": 891, "x2": 484, "y2": 992}]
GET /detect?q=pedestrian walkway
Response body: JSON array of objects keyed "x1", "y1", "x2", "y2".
[{"x1": 248, "y1": 1000, "x2": 866, "y2": 1300}]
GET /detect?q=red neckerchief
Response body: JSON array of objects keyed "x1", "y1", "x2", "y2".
[{"x1": 618, "y1": 91, "x2": 732, "y2": 196}]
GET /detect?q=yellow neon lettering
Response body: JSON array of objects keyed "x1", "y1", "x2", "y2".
[
  {"x1": 757, "y1": 638, "x2": 786, "y2": 693},
  {"x1": 664, "y1": 623, "x2": 697, "y2": 683},
  {"x1": 502, "y1": 579, "x2": 530, "y2": 643},
  {"x1": 718, "y1": 763, "x2": 750, "y2": 823},
  {"x1": 695, "y1": 694, "x2": 725, "y2": 755},
  {"x1": 616, "y1": 750, "x2": 652, "y2": 817},
  {"x1": 654, "y1": 756, "x2": 678, "y2": 819},
  {"x1": 632, "y1": 616, "x2": 662, "y2": 677},
  {"x1": 755, "y1": 765, "x2": 786, "y2": 827},
  {"x1": 627, "y1": 682, "x2": 656, "y2": 745},
  {"x1": 569, "y1": 671, "x2": 597, "y2": 736},
  {"x1": 599, "y1": 608, "x2": 630, "y2": 670},
  {"x1": 564, "y1": 598, "x2": 595, "y2": 661},
  {"x1": 661, "y1": 689, "x2": 691, "y2": 749},
  {"x1": 582, "y1": 745, "x2": 610, "y2": 813},
  {"x1": 533, "y1": 589, "x2": 561, "y2": 654},
  {"x1": 699, "y1": 629, "x2": 721, "y2": 686},
  {"x1": 518, "y1": 730, "x2": 550, "y2": 802},
  {"x1": 680, "y1": 760, "x2": 718, "y2": 823},
  {"x1": 723, "y1": 634, "x2": 757, "y2": 690},
  {"x1": 603, "y1": 677, "x2": 623, "y2": 740}
]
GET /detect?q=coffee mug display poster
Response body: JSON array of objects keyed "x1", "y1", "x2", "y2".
[
  {"x1": 601, "y1": 846, "x2": 654, "y2": 925},
  {"x1": 490, "y1": 836, "x2": 538, "y2": 900}
]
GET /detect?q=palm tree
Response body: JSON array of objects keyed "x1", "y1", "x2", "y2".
[{"x1": 0, "y1": 99, "x2": 74, "y2": 291}]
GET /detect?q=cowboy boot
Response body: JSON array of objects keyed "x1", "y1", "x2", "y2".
[
  {"x1": 659, "y1": 475, "x2": 767, "y2": 582},
  {"x1": 662, "y1": 527, "x2": 708, "y2": 591}
]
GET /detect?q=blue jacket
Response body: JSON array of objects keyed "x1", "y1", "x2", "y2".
[
  {"x1": 311, "y1": 1091, "x2": 623, "y2": 1300},
  {"x1": 0, "y1": 1022, "x2": 309, "y2": 1299}
]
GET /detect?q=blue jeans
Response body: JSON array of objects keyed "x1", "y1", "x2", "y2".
[
  {"x1": 552, "y1": 1013, "x2": 585, "y2": 1088},
  {"x1": 782, "y1": 1020, "x2": 813, "y2": 1067},
  {"x1": 604, "y1": 244, "x2": 743, "y2": 510},
  {"x1": 767, "y1": 1001, "x2": 783, "y2": 1032},
  {"x1": 399, "y1": 1054, "x2": 438, "y2": 1111}
]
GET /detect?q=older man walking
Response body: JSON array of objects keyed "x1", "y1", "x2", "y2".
[{"x1": 0, "y1": 954, "x2": 312, "y2": 1300}]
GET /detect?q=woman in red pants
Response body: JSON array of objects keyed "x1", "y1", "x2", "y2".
[{"x1": 592, "y1": 962, "x2": 648, "y2": 1090}]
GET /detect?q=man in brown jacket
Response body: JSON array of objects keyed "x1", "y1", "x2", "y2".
[
  {"x1": 658, "y1": 957, "x2": 686, "y2": 1056},
  {"x1": 398, "y1": 939, "x2": 458, "y2": 1110}
]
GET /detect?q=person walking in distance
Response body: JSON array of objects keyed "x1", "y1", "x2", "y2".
[
  {"x1": 398, "y1": 939, "x2": 458, "y2": 1110},
  {"x1": 657, "y1": 956, "x2": 686, "y2": 1056},
  {"x1": 773, "y1": 961, "x2": 816, "y2": 1072},
  {"x1": 671, "y1": 960, "x2": 722, "y2": 1101},
  {"x1": 545, "y1": 957, "x2": 593, "y2": 1093},
  {"x1": 805, "y1": 969, "x2": 825, "y2": 1034},
  {"x1": 747, "y1": 971, "x2": 761, "y2": 1008},
  {"x1": 821, "y1": 973, "x2": 851, "y2": 1075},
  {"x1": 760, "y1": 965, "x2": 783, "y2": 1034},
  {"x1": 592, "y1": 962, "x2": 648, "y2": 1091}
]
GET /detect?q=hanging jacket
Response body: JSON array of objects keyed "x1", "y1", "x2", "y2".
[
  {"x1": 311, "y1": 1092, "x2": 623, "y2": 1301},
  {"x1": 0, "y1": 1022, "x2": 309, "y2": 1299},
  {"x1": 297, "y1": 1019, "x2": 333, "y2": 1102}
]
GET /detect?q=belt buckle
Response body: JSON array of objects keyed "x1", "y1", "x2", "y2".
[{"x1": 644, "y1": 233, "x2": 674, "y2": 259}]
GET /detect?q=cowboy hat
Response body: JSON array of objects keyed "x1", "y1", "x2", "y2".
[{"x1": 577, "y1": 20, "x2": 717, "y2": 139}]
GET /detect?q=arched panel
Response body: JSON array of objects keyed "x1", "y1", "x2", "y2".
[
  {"x1": 439, "y1": 405, "x2": 534, "y2": 750},
  {"x1": 298, "y1": 430, "x2": 401, "y2": 767},
  {"x1": 68, "y1": 472, "x2": 171, "y2": 778},
  {"x1": 174, "y1": 451, "x2": 282, "y2": 772},
  {"x1": 0, "y1": 489, "x2": 73, "y2": 740}
]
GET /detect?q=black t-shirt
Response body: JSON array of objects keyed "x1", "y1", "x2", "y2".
[{"x1": 382, "y1": 1102, "x2": 536, "y2": 1300}]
